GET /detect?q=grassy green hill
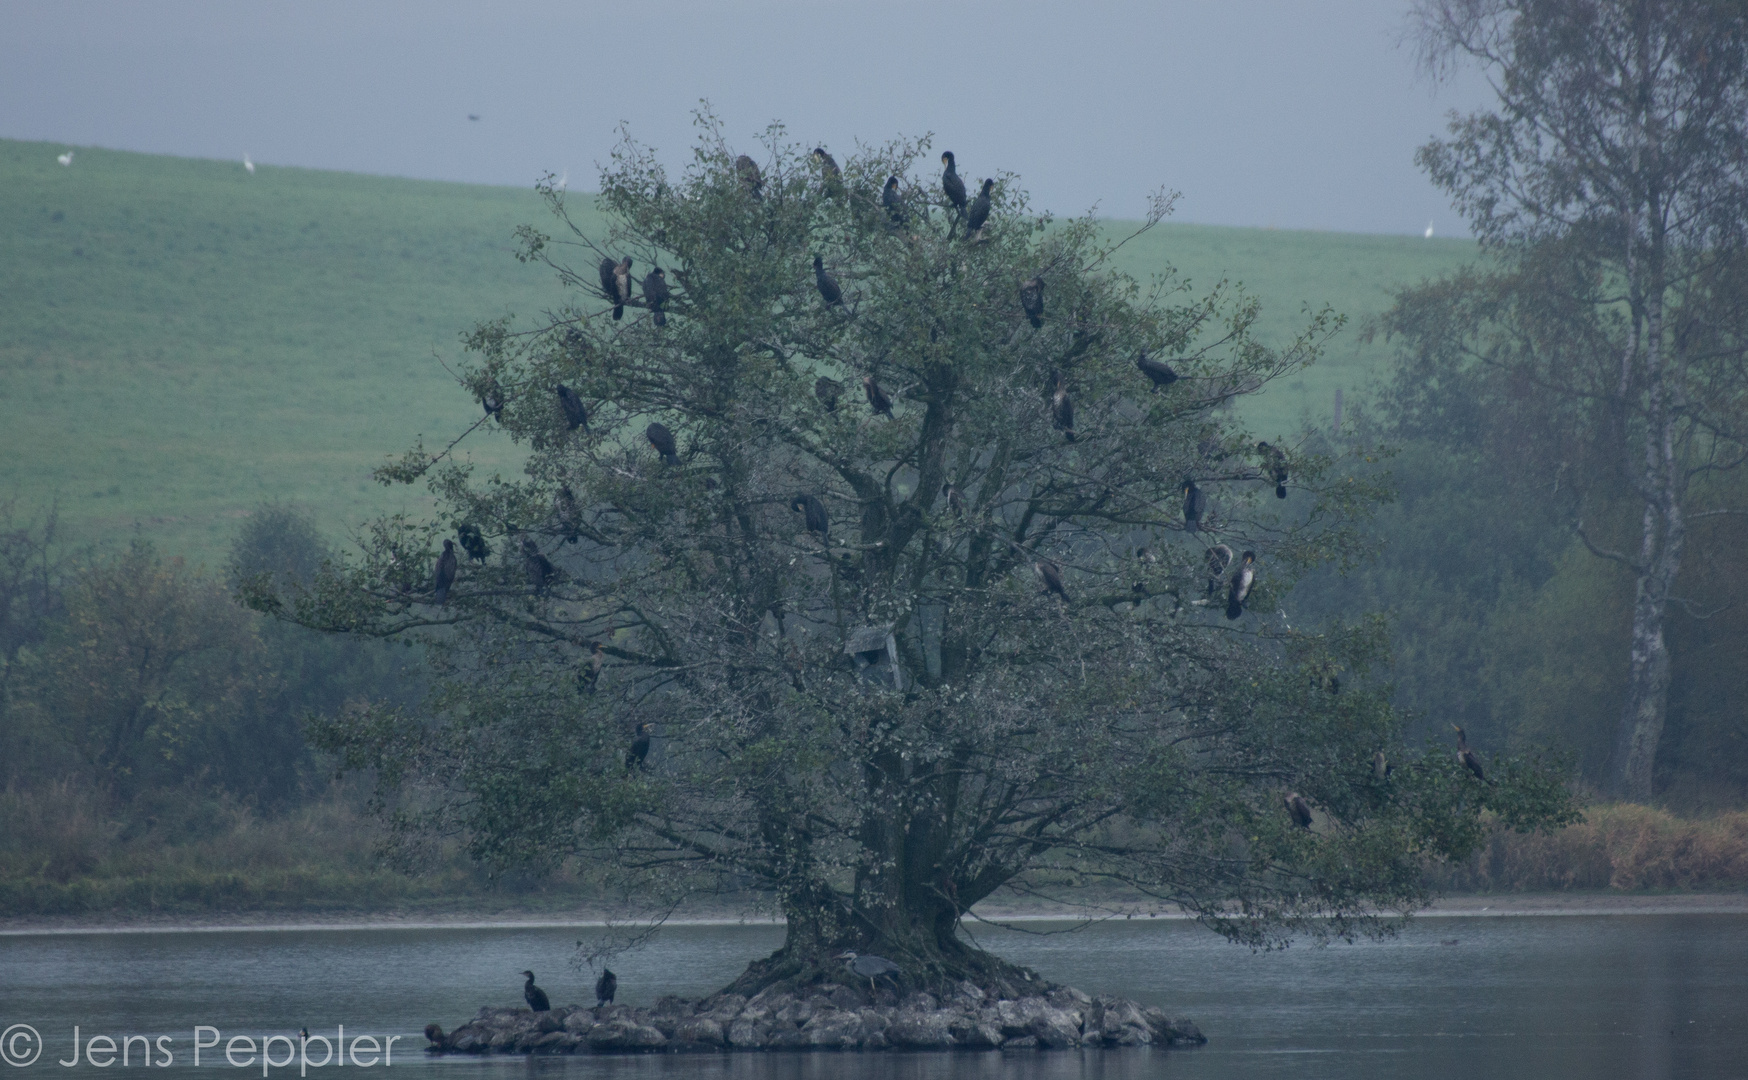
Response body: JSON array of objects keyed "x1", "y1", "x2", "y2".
[{"x1": 1, "y1": 138, "x2": 1476, "y2": 563}]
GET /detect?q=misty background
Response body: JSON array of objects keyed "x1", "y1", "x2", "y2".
[{"x1": 0, "y1": 0, "x2": 1489, "y2": 233}]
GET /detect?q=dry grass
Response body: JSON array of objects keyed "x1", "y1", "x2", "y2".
[{"x1": 1433, "y1": 803, "x2": 1748, "y2": 893}]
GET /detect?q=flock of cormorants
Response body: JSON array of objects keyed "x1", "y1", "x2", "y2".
[
  {"x1": 514, "y1": 968, "x2": 619, "y2": 1015},
  {"x1": 422, "y1": 148, "x2": 1488, "y2": 839}
]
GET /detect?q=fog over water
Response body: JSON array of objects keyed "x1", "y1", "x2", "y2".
[{"x1": 0, "y1": 0, "x2": 1490, "y2": 233}]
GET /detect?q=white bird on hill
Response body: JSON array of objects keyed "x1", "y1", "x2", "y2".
[
  {"x1": 57, "y1": 150, "x2": 73, "y2": 166},
  {"x1": 244, "y1": 154, "x2": 255, "y2": 175},
  {"x1": 1423, "y1": 220, "x2": 1434, "y2": 239}
]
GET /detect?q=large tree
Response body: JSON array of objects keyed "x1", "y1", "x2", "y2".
[
  {"x1": 271, "y1": 121, "x2": 1571, "y2": 995},
  {"x1": 1406, "y1": 0, "x2": 1748, "y2": 801}
]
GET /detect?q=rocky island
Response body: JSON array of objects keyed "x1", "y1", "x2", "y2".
[{"x1": 425, "y1": 981, "x2": 1204, "y2": 1054}]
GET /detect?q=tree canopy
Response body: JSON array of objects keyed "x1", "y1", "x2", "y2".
[{"x1": 268, "y1": 118, "x2": 1574, "y2": 996}]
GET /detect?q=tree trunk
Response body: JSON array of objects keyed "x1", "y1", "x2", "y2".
[{"x1": 1610, "y1": 277, "x2": 1684, "y2": 803}]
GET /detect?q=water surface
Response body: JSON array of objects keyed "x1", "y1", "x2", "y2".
[{"x1": 2, "y1": 915, "x2": 1742, "y2": 1080}]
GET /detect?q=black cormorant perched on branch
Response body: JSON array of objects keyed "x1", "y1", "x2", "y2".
[
  {"x1": 432, "y1": 539, "x2": 457, "y2": 604},
  {"x1": 811, "y1": 148, "x2": 841, "y2": 195},
  {"x1": 1035, "y1": 559, "x2": 1069, "y2": 600},
  {"x1": 791, "y1": 493, "x2": 829, "y2": 543},
  {"x1": 1373, "y1": 750, "x2": 1393, "y2": 781},
  {"x1": 1453, "y1": 726, "x2": 1487, "y2": 783},
  {"x1": 479, "y1": 376, "x2": 504, "y2": 417},
  {"x1": 735, "y1": 154, "x2": 763, "y2": 198},
  {"x1": 1136, "y1": 352, "x2": 1179, "y2": 391},
  {"x1": 555, "y1": 384, "x2": 588, "y2": 431},
  {"x1": 814, "y1": 254, "x2": 843, "y2": 307},
  {"x1": 943, "y1": 482, "x2": 965, "y2": 517},
  {"x1": 627, "y1": 721, "x2": 653, "y2": 771},
  {"x1": 835, "y1": 951, "x2": 901, "y2": 994},
  {"x1": 940, "y1": 151, "x2": 967, "y2": 214},
  {"x1": 458, "y1": 523, "x2": 490, "y2": 564},
  {"x1": 521, "y1": 971, "x2": 551, "y2": 1012},
  {"x1": 1225, "y1": 550, "x2": 1256, "y2": 619},
  {"x1": 646, "y1": 422, "x2": 678, "y2": 464},
  {"x1": 882, "y1": 176, "x2": 907, "y2": 229},
  {"x1": 642, "y1": 267, "x2": 670, "y2": 326},
  {"x1": 1205, "y1": 544, "x2": 1233, "y2": 596},
  {"x1": 1283, "y1": 792, "x2": 1314, "y2": 830},
  {"x1": 522, "y1": 537, "x2": 554, "y2": 594},
  {"x1": 1048, "y1": 370, "x2": 1075, "y2": 441},
  {"x1": 1020, "y1": 277, "x2": 1044, "y2": 328},
  {"x1": 595, "y1": 968, "x2": 617, "y2": 1006},
  {"x1": 579, "y1": 641, "x2": 603, "y2": 694},
  {"x1": 863, "y1": 375, "x2": 894, "y2": 418},
  {"x1": 815, "y1": 377, "x2": 843, "y2": 413},
  {"x1": 965, "y1": 178, "x2": 994, "y2": 237},
  {"x1": 601, "y1": 257, "x2": 633, "y2": 319},
  {"x1": 1182, "y1": 480, "x2": 1206, "y2": 533},
  {"x1": 1258, "y1": 441, "x2": 1289, "y2": 498}
]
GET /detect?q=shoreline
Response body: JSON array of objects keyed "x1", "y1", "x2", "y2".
[{"x1": 4, "y1": 891, "x2": 1746, "y2": 937}]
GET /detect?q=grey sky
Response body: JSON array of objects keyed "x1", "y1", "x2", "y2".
[{"x1": 0, "y1": 0, "x2": 1488, "y2": 234}]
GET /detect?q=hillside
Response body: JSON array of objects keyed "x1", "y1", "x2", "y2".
[{"x1": 0, "y1": 138, "x2": 1477, "y2": 562}]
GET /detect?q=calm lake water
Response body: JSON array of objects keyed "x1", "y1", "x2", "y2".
[{"x1": 2, "y1": 915, "x2": 1744, "y2": 1080}]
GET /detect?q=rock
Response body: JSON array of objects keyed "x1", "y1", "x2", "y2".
[
  {"x1": 773, "y1": 997, "x2": 816, "y2": 1025},
  {"x1": 562, "y1": 1012, "x2": 594, "y2": 1035},
  {"x1": 530, "y1": 1032, "x2": 574, "y2": 1053},
  {"x1": 994, "y1": 996, "x2": 1048, "y2": 1036},
  {"x1": 726, "y1": 1019, "x2": 765, "y2": 1048},
  {"x1": 1001, "y1": 1035, "x2": 1040, "y2": 1050},
  {"x1": 949, "y1": 980, "x2": 986, "y2": 1010},
  {"x1": 947, "y1": 1013, "x2": 1003, "y2": 1049},
  {"x1": 535, "y1": 1014, "x2": 565, "y2": 1034},
  {"x1": 741, "y1": 988, "x2": 788, "y2": 1020},
  {"x1": 702, "y1": 992, "x2": 747, "y2": 1019},
  {"x1": 886, "y1": 1010, "x2": 954, "y2": 1049},
  {"x1": 449, "y1": 1032, "x2": 483, "y2": 1053},
  {"x1": 801, "y1": 1010, "x2": 865, "y2": 1048},
  {"x1": 673, "y1": 1017, "x2": 725, "y2": 1047},
  {"x1": 1048, "y1": 986, "x2": 1092, "y2": 1008},
  {"x1": 487, "y1": 1030, "x2": 517, "y2": 1051},
  {"x1": 901, "y1": 991, "x2": 939, "y2": 1013},
  {"x1": 1142, "y1": 1007, "x2": 1206, "y2": 1046},
  {"x1": 1028, "y1": 1007, "x2": 1082, "y2": 1048},
  {"x1": 1092, "y1": 997, "x2": 1152, "y2": 1046},
  {"x1": 587, "y1": 1021, "x2": 668, "y2": 1051}
]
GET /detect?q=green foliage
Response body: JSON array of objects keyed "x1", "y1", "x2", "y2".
[{"x1": 291, "y1": 118, "x2": 1572, "y2": 980}]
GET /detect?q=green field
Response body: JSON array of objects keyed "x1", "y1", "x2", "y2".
[{"x1": 0, "y1": 138, "x2": 1477, "y2": 563}]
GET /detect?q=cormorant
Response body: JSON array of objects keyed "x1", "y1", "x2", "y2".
[
  {"x1": 1453, "y1": 725, "x2": 1487, "y2": 783},
  {"x1": 834, "y1": 951, "x2": 901, "y2": 994},
  {"x1": 942, "y1": 482, "x2": 964, "y2": 516},
  {"x1": 790, "y1": 493, "x2": 829, "y2": 542},
  {"x1": 1225, "y1": 550, "x2": 1256, "y2": 619},
  {"x1": 940, "y1": 151, "x2": 967, "y2": 213},
  {"x1": 1035, "y1": 559, "x2": 1069, "y2": 600},
  {"x1": 595, "y1": 968, "x2": 618, "y2": 1006},
  {"x1": 458, "y1": 523, "x2": 490, "y2": 564},
  {"x1": 1136, "y1": 352, "x2": 1179, "y2": 391},
  {"x1": 1258, "y1": 441, "x2": 1289, "y2": 498},
  {"x1": 603, "y1": 257, "x2": 633, "y2": 320},
  {"x1": 556, "y1": 484, "x2": 580, "y2": 544},
  {"x1": 812, "y1": 148, "x2": 842, "y2": 195},
  {"x1": 882, "y1": 176, "x2": 907, "y2": 228},
  {"x1": 1182, "y1": 479, "x2": 1206, "y2": 533},
  {"x1": 579, "y1": 641, "x2": 603, "y2": 694},
  {"x1": 521, "y1": 971, "x2": 551, "y2": 1012},
  {"x1": 1205, "y1": 544, "x2": 1233, "y2": 596},
  {"x1": 627, "y1": 721, "x2": 653, "y2": 770},
  {"x1": 735, "y1": 154, "x2": 763, "y2": 197},
  {"x1": 556, "y1": 384, "x2": 588, "y2": 431},
  {"x1": 646, "y1": 422, "x2": 678, "y2": 464},
  {"x1": 1019, "y1": 277, "x2": 1044, "y2": 328},
  {"x1": 522, "y1": 537, "x2": 555, "y2": 594},
  {"x1": 1283, "y1": 792, "x2": 1314, "y2": 830},
  {"x1": 1373, "y1": 750, "x2": 1393, "y2": 781},
  {"x1": 480, "y1": 376, "x2": 504, "y2": 417},
  {"x1": 1049, "y1": 370, "x2": 1075, "y2": 441},
  {"x1": 433, "y1": 539, "x2": 457, "y2": 604},
  {"x1": 863, "y1": 375, "x2": 894, "y2": 418},
  {"x1": 642, "y1": 267, "x2": 670, "y2": 326},
  {"x1": 1137, "y1": 546, "x2": 1157, "y2": 564},
  {"x1": 423, "y1": 1025, "x2": 448, "y2": 1049},
  {"x1": 965, "y1": 178, "x2": 994, "y2": 237},
  {"x1": 815, "y1": 376, "x2": 843, "y2": 413},
  {"x1": 814, "y1": 254, "x2": 843, "y2": 307}
]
